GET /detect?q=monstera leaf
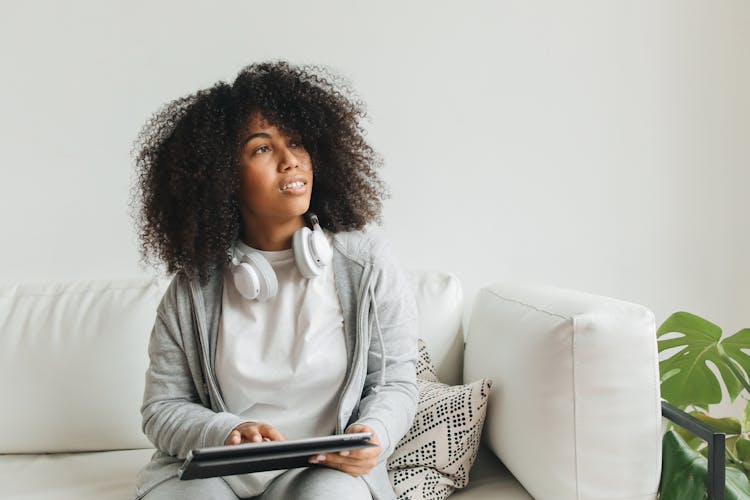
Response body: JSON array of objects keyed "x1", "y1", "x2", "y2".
[
  {"x1": 690, "y1": 413, "x2": 743, "y2": 435},
  {"x1": 660, "y1": 429, "x2": 750, "y2": 499},
  {"x1": 737, "y1": 438, "x2": 750, "y2": 471},
  {"x1": 658, "y1": 313, "x2": 750, "y2": 407},
  {"x1": 721, "y1": 328, "x2": 750, "y2": 388},
  {"x1": 673, "y1": 413, "x2": 743, "y2": 453}
]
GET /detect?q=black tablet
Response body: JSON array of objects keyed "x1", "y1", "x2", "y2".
[{"x1": 179, "y1": 432, "x2": 377, "y2": 480}]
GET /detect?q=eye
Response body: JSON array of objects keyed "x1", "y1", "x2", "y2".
[
  {"x1": 289, "y1": 138, "x2": 305, "y2": 149},
  {"x1": 252, "y1": 145, "x2": 270, "y2": 155}
]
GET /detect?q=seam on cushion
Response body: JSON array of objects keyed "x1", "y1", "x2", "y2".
[
  {"x1": 566, "y1": 316, "x2": 658, "y2": 500},
  {"x1": 572, "y1": 315, "x2": 581, "y2": 500},
  {"x1": 481, "y1": 286, "x2": 579, "y2": 495},
  {"x1": 647, "y1": 308, "x2": 661, "y2": 489},
  {"x1": 0, "y1": 281, "x2": 160, "y2": 298},
  {"x1": 480, "y1": 288, "x2": 570, "y2": 320}
]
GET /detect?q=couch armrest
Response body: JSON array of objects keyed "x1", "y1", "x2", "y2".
[{"x1": 463, "y1": 283, "x2": 662, "y2": 500}]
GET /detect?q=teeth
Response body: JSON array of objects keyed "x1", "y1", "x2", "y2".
[{"x1": 281, "y1": 181, "x2": 305, "y2": 191}]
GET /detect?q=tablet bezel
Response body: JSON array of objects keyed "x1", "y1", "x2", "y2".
[{"x1": 179, "y1": 432, "x2": 377, "y2": 480}]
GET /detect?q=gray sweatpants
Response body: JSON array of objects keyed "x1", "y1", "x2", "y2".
[{"x1": 142, "y1": 467, "x2": 372, "y2": 500}]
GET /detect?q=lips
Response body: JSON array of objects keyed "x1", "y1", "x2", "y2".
[{"x1": 279, "y1": 177, "x2": 309, "y2": 191}]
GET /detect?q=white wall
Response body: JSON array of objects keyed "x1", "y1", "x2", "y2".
[{"x1": 1, "y1": 1, "x2": 748, "y2": 408}]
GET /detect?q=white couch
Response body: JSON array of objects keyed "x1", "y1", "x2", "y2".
[{"x1": 0, "y1": 271, "x2": 662, "y2": 499}]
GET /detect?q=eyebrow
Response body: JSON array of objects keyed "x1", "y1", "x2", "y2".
[{"x1": 242, "y1": 132, "x2": 271, "y2": 146}]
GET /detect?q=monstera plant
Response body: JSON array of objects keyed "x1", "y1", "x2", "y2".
[{"x1": 658, "y1": 312, "x2": 750, "y2": 499}]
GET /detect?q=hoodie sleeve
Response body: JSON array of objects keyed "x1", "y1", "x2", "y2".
[
  {"x1": 140, "y1": 274, "x2": 252, "y2": 459},
  {"x1": 350, "y1": 237, "x2": 419, "y2": 462}
]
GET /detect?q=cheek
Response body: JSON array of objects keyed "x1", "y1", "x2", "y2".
[
  {"x1": 241, "y1": 157, "x2": 275, "y2": 184},
  {"x1": 238, "y1": 169, "x2": 253, "y2": 196},
  {"x1": 238, "y1": 166, "x2": 273, "y2": 202},
  {"x1": 298, "y1": 151, "x2": 313, "y2": 169}
]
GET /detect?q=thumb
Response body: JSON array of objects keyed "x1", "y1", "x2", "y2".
[
  {"x1": 346, "y1": 424, "x2": 369, "y2": 434},
  {"x1": 346, "y1": 423, "x2": 379, "y2": 444}
]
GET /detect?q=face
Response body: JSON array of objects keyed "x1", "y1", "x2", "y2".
[{"x1": 237, "y1": 114, "x2": 313, "y2": 224}]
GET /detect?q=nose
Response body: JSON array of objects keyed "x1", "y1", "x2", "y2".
[{"x1": 278, "y1": 146, "x2": 299, "y2": 172}]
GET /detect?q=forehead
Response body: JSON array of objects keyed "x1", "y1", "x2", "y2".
[{"x1": 245, "y1": 112, "x2": 274, "y2": 133}]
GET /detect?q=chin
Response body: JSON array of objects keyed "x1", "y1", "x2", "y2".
[{"x1": 284, "y1": 202, "x2": 312, "y2": 219}]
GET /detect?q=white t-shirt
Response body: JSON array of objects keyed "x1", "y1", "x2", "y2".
[{"x1": 215, "y1": 238, "x2": 348, "y2": 496}]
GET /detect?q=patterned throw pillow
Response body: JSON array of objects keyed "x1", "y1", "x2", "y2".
[
  {"x1": 415, "y1": 337, "x2": 439, "y2": 383},
  {"x1": 387, "y1": 338, "x2": 492, "y2": 500}
]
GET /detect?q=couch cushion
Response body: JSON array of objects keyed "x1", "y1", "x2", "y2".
[
  {"x1": 408, "y1": 271, "x2": 464, "y2": 386},
  {"x1": 0, "y1": 448, "x2": 155, "y2": 499},
  {"x1": 451, "y1": 446, "x2": 533, "y2": 500},
  {"x1": 0, "y1": 446, "x2": 531, "y2": 500},
  {"x1": 464, "y1": 284, "x2": 661, "y2": 500},
  {"x1": 0, "y1": 278, "x2": 166, "y2": 453}
]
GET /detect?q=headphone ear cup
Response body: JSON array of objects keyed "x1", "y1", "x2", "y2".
[
  {"x1": 232, "y1": 253, "x2": 278, "y2": 302},
  {"x1": 310, "y1": 229, "x2": 333, "y2": 267},
  {"x1": 293, "y1": 227, "x2": 317, "y2": 279},
  {"x1": 233, "y1": 262, "x2": 261, "y2": 300},
  {"x1": 293, "y1": 225, "x2": 332, "y2": 279}
]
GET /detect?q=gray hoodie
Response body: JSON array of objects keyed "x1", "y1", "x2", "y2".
[{"x1": 134, "y1": 229, "x2": 419, "y2": 500}]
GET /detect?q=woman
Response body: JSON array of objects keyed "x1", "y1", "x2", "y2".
[{"x1": 131, "y1": 61, "x2": 418, "y2": 500}]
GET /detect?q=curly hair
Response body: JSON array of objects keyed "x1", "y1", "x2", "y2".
[{"x1": 131, "y1": 61, "x2": 387, "y2": 283}]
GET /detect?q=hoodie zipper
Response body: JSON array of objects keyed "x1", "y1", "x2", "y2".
[
  {"x1": 335, "y1": 264, "x2": 372, "y2": 433},
  {"x1": 189, "y1": 279, "x2": 228, "y2": 412}
]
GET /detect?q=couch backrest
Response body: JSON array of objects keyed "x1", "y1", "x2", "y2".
[
  {"x1": 0, "y1": 270, "x2": 463, "y2": 453},
  {"x1": 0, "y1": 278, "x2": 165, "y2": 453}
]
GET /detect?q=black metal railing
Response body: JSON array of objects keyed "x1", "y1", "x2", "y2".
[{"x1": 661, "y1": 400, "x2": 726, "y2": 500}]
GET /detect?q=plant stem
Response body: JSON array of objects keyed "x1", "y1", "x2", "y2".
[{"x1": 718, "y1": 347, "x2": 750, "y2": 395}]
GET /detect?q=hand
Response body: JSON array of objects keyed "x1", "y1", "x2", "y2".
[
  {"x1": 308, "y1": 424, "x2": 382, "y2": 477},
  {"x1": 224, "y1": 422, "x2": 286, "y2": 445}
]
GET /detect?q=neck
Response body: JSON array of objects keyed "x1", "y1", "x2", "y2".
[{"x1": 240, "y1": 214, "x2": 307, "y2": 251}]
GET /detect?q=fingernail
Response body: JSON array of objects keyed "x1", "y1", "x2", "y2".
[
  {"x1": 253, "y1": 435, "x2": 263, "y2": 442},
  {"x1": 339, "y1": 450, "x2": 350, "y2": 456},
  {"x1": 316, "y1": 454, "x2": 326, "y2": 461}
]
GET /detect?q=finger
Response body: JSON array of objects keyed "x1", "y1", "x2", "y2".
[
  {"x1": 310, "y1": 453, "x2": 368, "y2": 469},
  {"x1": 337, "y1": 447, "x2": 375, "y2": 460},
  {"x1": 307, "y1": 455, "x2": 370, "y2": 478},
  {"x1": 345, "y1": 425, "x2": 369, "y2": 436},
  {"x1": 237, "y1": 426, "x2": 264, "y2": 443},
  {"x1": 346, "y1": 425, "x2": 378, "y2": 444},
  {"x1": 225, "y1": 430, "x2": 241, "y2": 445},
  {"x1": 261, "y1": 425, "x2": 286, "y2": 441}
]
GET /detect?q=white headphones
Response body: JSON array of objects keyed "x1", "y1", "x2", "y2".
[{"x1": 230, "y1": 214, "x2": 333, "y2": 302}]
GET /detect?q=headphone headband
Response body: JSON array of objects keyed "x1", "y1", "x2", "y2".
[{"x1": 308, "y1": 213, "x2": 321, "y2": 229}]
